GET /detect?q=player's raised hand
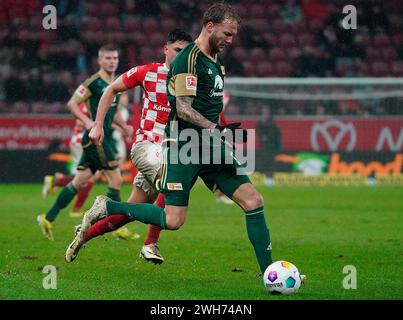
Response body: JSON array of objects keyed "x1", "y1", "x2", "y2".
[{"x1": 89, "y1": 124, "x2": 104, "y2": 145}]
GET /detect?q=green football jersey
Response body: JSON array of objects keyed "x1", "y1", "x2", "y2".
[
  {"x1": 166, "y1": 42, "x2": 226, "y2": 137},
  {"x1": 73, "y1": 72, "x2": 121, "y2": 143}
]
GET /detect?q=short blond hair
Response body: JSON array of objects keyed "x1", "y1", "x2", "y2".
[
  {"x1": 98, "y1": 44, "x2": 119, "y2": 57},
  {"x1": 203, "y1": 2, "x2": 241, "y2": 26}
]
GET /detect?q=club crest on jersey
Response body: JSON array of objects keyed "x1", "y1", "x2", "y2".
[
  {"x1": 186, "y1": 76, "x2": 197, "y2": 90},
  {"x1": 167, "y1": 183, "x2": 183, "y2": 190}
]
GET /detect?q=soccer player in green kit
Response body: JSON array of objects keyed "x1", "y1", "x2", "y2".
[
  {"x1": 71, "y1": 3, "x2": 273, "y2": 275},
  {"x1": 37, "y1": 45, "x2": 133, "y2": 241}
]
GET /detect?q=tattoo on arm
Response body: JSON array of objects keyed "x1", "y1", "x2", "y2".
[{"x1": 176, "y1": 96, "x2": 215, "y2": 129}]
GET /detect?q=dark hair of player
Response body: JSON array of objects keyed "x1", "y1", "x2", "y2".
[
  {"x1": 202, "y1": 2, "x2": 241, "y2": 26},
  {"x1": 166, "y1": 29, "x2": 193, "y2": 44}
]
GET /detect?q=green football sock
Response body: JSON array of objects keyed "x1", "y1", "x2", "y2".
[
  {"x1": 106, "y1": 200, "x2": 167, "y2": 229},
  {"x1": 45, "y1": 183, "x2": 77, "y2": 222},
  {"x1": 106, "y1": 187, "x2": 121, "y2": 201},
  {"x1": 245, "y1": 207, "x2": 273, "y2": 273}
]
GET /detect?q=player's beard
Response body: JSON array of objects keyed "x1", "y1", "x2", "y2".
[{"x1": 208, "y1": 33, "x2": 221, "y2": 55}]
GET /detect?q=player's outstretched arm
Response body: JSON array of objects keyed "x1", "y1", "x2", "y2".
[
  {"x1": 90, "y1": 75, "x2": 128, "y2": 145},
  {"x1": 67, "y1": 96, "x2": 93, "y2": 131},
  {"x1": 176, "y1": 96, "x2": 216, "y2": 130}
]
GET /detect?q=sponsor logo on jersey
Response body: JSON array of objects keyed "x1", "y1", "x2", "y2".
[
  {"x1": 167, "y1": 183, "x2": 183, "y2": 190},
  {"x1": 186, "y1": 76, "x2": 197, "y2": 90},
  {"x1": 127, "y1": 67, "x2": 137, "y2": 77},
  {"x1": 208, "y1": 68, "x2": 213, "y2": 74},
  {"x1": 153, "y1": 104, "x2": 170, "y2": 112},
  {"x1": 209, "y1": 75, "x2": 224, "y2": 97},
  {"x1": 76, "y1": 85, "x2": 87, "y2": 98}
]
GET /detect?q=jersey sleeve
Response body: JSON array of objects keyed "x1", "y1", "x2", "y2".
[
  {"x1": 170, "y1": 46, "x2": 198, "y2": 97},
  {"x1": 73, "y1": 82, "x2": 92, "y2": 103},
  {"x1": 122, "y1": 65, "x2": 149, "y2": 89}
]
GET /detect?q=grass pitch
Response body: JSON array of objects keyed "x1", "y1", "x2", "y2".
[{"x1": 0, "y1": 184, "x2": 402, "y2": 300}]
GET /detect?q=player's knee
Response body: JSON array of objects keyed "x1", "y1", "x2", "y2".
[
  {"x1": 165, "y1": 215, "x2": 185, "y2": 230},
  {"x1": 244, "y1": 191, "x2": 264, "y2": 211}
]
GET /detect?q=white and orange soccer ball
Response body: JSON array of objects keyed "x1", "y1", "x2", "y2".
[{"x1": 263, "y1": 261, "x2": 302, "y2": 295}]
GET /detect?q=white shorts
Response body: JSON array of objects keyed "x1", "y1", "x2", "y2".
[
  {"x1": 69, "y1": 141, "x2": 83, "y2": 175},
  {"x1": 130, "y1": 140, "x2": 162, "y2": 202}
]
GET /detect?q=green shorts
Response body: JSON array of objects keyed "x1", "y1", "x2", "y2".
[
  {"x1": 158, "y1": 141, "x2": 250, "y2": 206},
  {"x1": 77, "y1": 136, "x2": 119, "y2": 174}
]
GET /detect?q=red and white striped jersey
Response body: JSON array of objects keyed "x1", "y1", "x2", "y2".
[
  {"x1": 122, "y1": 63, "x2": 170, "y2": 145},
  {"x1": 70, "y1": 102, "x2": 89, "y2": 145}
]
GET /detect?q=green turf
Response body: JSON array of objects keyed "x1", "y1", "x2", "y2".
[{"x1": 0, "y1": 184, "x2": 402, "y2": 300}]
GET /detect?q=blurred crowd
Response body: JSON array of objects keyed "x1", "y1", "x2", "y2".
[{"x1": 0, "y1": 0, "x2": 403, "y2": 114}]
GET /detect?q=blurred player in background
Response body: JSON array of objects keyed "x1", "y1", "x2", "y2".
[
  {"x1": 41, "y1": 102, "x2": 102, "y2": 218},
  {"x1": 37, "y1": 45, "x2": 133, "y2": 241},
  {"x1": 65, "y1": 29, "x2": 192, "y2": 263},
  {"x1": 42, "y1": 96, "x2": 135, "y2": 241}
]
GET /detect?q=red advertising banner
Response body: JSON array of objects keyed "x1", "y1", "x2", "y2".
[
  {"x1": 0, "y1": 116, "x2": 75, "y2": 150},
  {"x1": 237, "y1": 118, "x2": 403, "y2": 152},
  {"x1": 277, "y1": 118, "x2": 403, "y2": 152},
  {"x1": 0, "y1": 112, "x2": 141, "y2": 150},
  {"x1": 1, "y1": 116, "x2": 402, "y2": 152}
]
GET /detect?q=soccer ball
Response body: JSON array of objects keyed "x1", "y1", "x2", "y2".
[{"x1": 263, "y1": 260, "x2": 302, "y2": 295}]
